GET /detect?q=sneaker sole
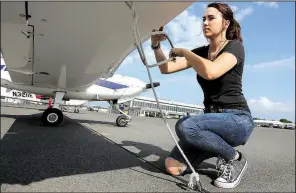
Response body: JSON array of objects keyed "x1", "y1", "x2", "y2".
[{"x1": 213, "y1": 160, "x2": 248, "y2": 189}]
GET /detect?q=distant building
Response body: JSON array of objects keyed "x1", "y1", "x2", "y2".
[{"x1": 110, "y1": 96, "x2": 204, "y2": 119}]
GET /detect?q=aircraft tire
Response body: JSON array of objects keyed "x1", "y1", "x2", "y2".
[
  {"x1": 116, "y1": 115, "x2": 128, "y2": 127},
  {"x1": 41, "y1": 108, "x2": 64, "y2": 126}
]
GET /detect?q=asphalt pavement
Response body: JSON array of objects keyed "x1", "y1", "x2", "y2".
[{"x1": 1, "y1": 104, "x2": 295, "y2": 192}]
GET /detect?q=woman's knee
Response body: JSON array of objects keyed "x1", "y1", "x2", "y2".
[
  {"x1": 175, "y1": 116, "x2": 205, "y2": 142},
  {"x1": 175, "y1": 116, "x2": 192, "y2": 140}
]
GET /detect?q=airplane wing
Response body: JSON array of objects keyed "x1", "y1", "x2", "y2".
[{"x1": 1, "y1": 2, "x2": 193, "y2": 90}]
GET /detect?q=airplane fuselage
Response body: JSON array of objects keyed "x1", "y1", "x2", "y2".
[{"x1": 1, "y1": 74, "x2": 148, "y2": 101}]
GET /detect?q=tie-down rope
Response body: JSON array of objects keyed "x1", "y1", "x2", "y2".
[{"x1": 125, "y1": 2, "x2": 202, "y2": 191}]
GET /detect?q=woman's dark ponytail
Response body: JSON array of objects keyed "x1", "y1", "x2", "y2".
[{"x1": 226, "y1": 19, "x2": 243, "y2": 43}]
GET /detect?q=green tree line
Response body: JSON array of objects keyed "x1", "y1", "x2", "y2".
[{"x1": 253, "y1": 117, "x2": 293, "y2": 123}]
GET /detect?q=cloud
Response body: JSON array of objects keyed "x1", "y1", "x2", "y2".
[
  {"x1": 119, "y1": 3, "x2": 255, "y2": 71},
  {"x1": 165, "y1": 10, "x2": 208, "y2": 49},
  {"x1": 254, "y1": 2, "x2": 279, "y2": 8},
  {"x1": 200, "y1": 3, "x2": 207, "y2": 10},
  {"x1": 199, "y1": 3, "x2": 251, "y2": 22},
  {"x1": 247, "y1": 56, "x2": 295, "y2": 70},
  {"x1": 157, "y1": 74, "x2": 196, "y2": 85},
  {"x1": 248, "y1": 97, "x2": 293, "y2": 113},
  {"x1": 117, "y1": 2, "x2": 255, "y2": 94},
  {"x1": 230, "y1": 5, "x2": 239, "y2": 13},
  {"x1": 248, "y1": 97, "x2": 295, "y2": 121},
  {"x1": 235, "y1": 7, "x2": 254, "y2": 22},
  {"x1": 121, "y1": 54, "x2": 134, "y2": 67},
  {"x1": 119, "y1": 8, "x2": 209, "y2": 70},
  {"x1": 119, "y1": 43, "x2": 159, "y2": 70}
]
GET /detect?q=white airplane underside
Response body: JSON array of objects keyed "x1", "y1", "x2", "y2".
[{"x1": 1, "y1": 1, "x2": 193, "y2": 126}]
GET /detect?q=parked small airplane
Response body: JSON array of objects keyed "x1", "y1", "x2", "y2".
[
  {"x1": 1, "y1": 55, "x2": 159, "y2": 126},
  {"x1": 1, "y1": 1, "x2": 192, "y2": 127}
]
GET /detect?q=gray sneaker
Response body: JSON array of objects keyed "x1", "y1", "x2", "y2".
[
  {"x1": 214, "y1": 152, "x2": 248, "y2": 189},
  {"x1": 216, "y1": 156, "x2": 227, "y2": 173}
]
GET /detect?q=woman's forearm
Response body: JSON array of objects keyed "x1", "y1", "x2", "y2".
[{"x1": 153, "y1": 47, "x2": 169, "y2": 74}]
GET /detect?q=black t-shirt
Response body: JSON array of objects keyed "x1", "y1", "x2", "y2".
[{"x1": 191, "y1": 40, "x2": 250, "y2": 112}]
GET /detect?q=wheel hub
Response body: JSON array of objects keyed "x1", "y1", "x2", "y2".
[
  {"x1": 119, "y1": 118, "x2": 126, "y2": 125},
  {"x1": 47, "y1": 113, "x2": 58, "y2": 123}
]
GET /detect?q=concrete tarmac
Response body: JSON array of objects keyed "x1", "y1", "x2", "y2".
[{"x1": 1, "y1": 104, "x2": 295, "y2": 192}]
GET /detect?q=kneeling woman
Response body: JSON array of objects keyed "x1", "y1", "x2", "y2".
[{"x1": 151, "y1": 2, "x2": 255, "y2": 189}]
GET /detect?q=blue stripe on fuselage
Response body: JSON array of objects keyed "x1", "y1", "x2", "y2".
[
  {"x1": 1, "y1": 65, "x2": 7, "y2": 71},
  {"x1": 95, "y1": 79, "x2": 128, "y2": 90}
]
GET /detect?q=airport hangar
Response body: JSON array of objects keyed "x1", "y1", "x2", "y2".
[{"x1": 110, "y1": 96, "x2": 204, "y2": 119}]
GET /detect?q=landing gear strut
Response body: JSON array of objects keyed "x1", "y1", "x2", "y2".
[
  {"x1": 41, "y1": 91, "x2": 65, "y2": 126},
  {"x1": 108, "y1": 101, "x2": 131, "y2": 127}
]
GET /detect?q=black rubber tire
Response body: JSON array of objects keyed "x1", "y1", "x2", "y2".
[
  {"x1": 116, "y1": 115, "x2": 128, "y2": 127},
  {"x1": 41, "y1": 108, "x2": 64, "y2": 126}
]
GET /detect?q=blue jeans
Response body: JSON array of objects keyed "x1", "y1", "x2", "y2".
[{"x1": 168, "y1": 109, "x2": 255, "y2": 165}]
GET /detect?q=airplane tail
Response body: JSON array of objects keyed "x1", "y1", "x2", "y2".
[{"x1": 1, "y1": 54, "x2": 12, "y2": 81}]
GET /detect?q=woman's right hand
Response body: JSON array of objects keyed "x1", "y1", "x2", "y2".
[{"x1": 151, "y1": 26, "x2": 167, "y2": 47}]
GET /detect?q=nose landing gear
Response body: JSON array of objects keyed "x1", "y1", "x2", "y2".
[
  {"x1": 116, "y1": 114, "x2": 129, "y2": 127},
  {"x1": 108, "y1": 101, "x2": 131, "y2": 127}
]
